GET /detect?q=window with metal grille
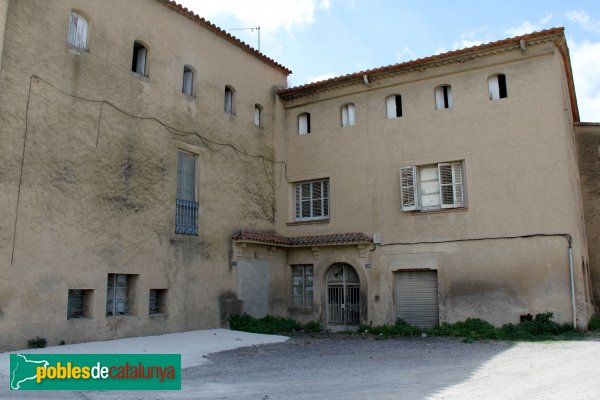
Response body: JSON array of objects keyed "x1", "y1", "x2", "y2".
[
  {"x1": 400, "y1": 162, "x2": 464, "y2": 211},
  {"x1": 434, "y1": 85, "x2": 452, "y2": 109},
  {"x1": 67, "y1": 289, "x2": 93, "y2": 319},
  {"x1": 294, "y1": 179, "x2": 329, "y2": 221},
  {"x1": 176, "y1": 150, "x2": 198, "y2": 235},
  {"x1": 341, "y1": 103, "x2": 356, "y2": 127},
  {"x1": 132, "y1": 41, "x2": 147, "y2": 75},
  {"x1": 67, "y1": 11, "x2": 89, "y2": 50},
  {"x1": 386, "y1": 95, "x2": 402, "y2": 119},
  {"x1": 488, "y1": 74, "x2": 508, "y2": 100},
  {"x1": 106, "y1": 274, "x2": 136, "y2": 316},
  {"x1": 182, "y1": 66, "x2": 194, "y2": 96},
  {"x1": 291, "y1": 265, "x2": 313, "y2": 306},
  {"x1": 149, "y1": 289, "x2": 167, "y2": 315}
]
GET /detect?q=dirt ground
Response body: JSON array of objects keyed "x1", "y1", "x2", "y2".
[{"x1": 5, "y1": 335, "x2": 600, "y2": 399}]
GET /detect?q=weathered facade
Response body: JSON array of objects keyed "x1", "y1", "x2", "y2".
[{"x1": 0, "y1": 0, "x2": 596, "y2": 350}]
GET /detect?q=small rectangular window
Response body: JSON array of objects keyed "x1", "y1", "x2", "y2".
[
  {"x1": 254, "y1": 105, "x2": 262, "y2": 127},
  {"x1": 67, "y1": 12, "x2": 88, "y2": 49},
  {"x1": 132, "y1": 42, "x2": 147, "y2": 75},
  {"x1": 149, "y1": 289, "x2": 168, "y2": 315},
  {"x1": 341, "y1": 104, "x2": 356, "y2": 127},
  {"x1": 489, "y1": 74, "x2": 508, "y2": 100},
  {"x1": 298, "y1": 113, "x2": 310, "y2": 135},
  {"x1": 67, "y1": 289, "x2": 93, "y2": 319},
  {"x1": 224, "y1": 87, "x2": 234, "y2": 114},
  {"x1": 291, "y1": 265, "x2": 313, "y2": 306},
  {"x1": 182, "y1": 66, "x2": 193, "y2": 96},
  {"x1": 106, "y1": 274, "x2": 136, "y2": 316},
  {"x1": 435, "y1": 85, "x2": 452, "y2": 109},
  {"x1": 294, "y1": 179, "x2": 329, "y2": 221},
  {"x1": 387, "y1": 95, "x2": 402, "y2": 119}
]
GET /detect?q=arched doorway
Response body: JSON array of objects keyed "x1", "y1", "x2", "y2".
[{"x1": 327, "y1": 263, "x2": 360, "y2": 327}]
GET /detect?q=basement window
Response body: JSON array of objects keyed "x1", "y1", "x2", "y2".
[
  {"x1": 386, "y1": 95, "x2": 402, "y2": 119},
  {"x1": 149, "y1": 289, "x2": 168, "y2": 315},
  {"x1": 434, "y1": 85, "x2": 452, "y2": 110},
  {"x1": 298, "y1": 113, "x2": 311, "y2": 135},
  {"x1": 67, "y1": 289, "x2": 93, "y2": 319},
  {"x1": 488, "y1": 74, "x2": 508, "y2": 100},
  {"x1": 106, "y1": 274, "x2": 137, "y2": 316},
  {"x1": 132, "y1": 41, "x2": 147, "y2": 76}
]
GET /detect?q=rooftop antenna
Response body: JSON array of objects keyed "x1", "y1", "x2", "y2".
[{"x1": 228, "y1": 26, "x2": 261, "y2": 51}]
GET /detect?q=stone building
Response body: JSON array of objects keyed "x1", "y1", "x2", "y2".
[{"x1": 0, "y1": 0, "x2": 596, "y2": 350}]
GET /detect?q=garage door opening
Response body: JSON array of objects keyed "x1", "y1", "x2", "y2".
[
  {"x1": 394, "y1": 270, "x2": 439, "y2": 328},
  {"x1": 327, "y1": 263, "x2": 360, "y2": 328}
]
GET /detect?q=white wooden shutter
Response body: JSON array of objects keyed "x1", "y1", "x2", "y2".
[
  {"x1": 386, "y1": 96, "x2": 396, "y2": 119},
  {"x1": 254, "y1": 106, "x2": 261, "y2": 127},
  {"x1": 298, "y1": 113, "x2": 309, "y2": 135},
  {"x1": 400, "y1": 166, "x2": 418, "y2": 211},
  {"x1": 136, "y1": 47, "x2": 147, "y2": 75},
  {"x1": 439, "y1": 162, "x2": 463, "y2": 208},
  {"x1": 341, "y1": 106, "x2": 349, "y2": 127},
  {"x1": 348, "y1": 104, "x2": 356, "y2": 126},
  {"x1": 183, "y1": 69, "x2": 193, "y2": 96},
  {"x1": 68, "y1": 13, "x2": 88, "y2": 49},
  {"x1": 435, "y1": 86, "x2": 445, "y2": 110},
  {"x1": 488, "y1": 75, "x2": 500, "y2": 100}
]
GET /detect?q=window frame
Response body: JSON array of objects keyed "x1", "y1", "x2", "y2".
[
  {"x1": 488, "y1": 73, "x2": 508, "y2": 101},
  {"x1": 67, "y1": 11, "x2": 89, "y2": 50},
  {"x1": 67, "y1": 289, "x2": 93, "y2": 319},
  {"x1": 149, "y1": 289, "x2": 168, "y2": 315},
  {"x1": 291, "y1": 265, "x2": 313, "y2": 307},
  {"x1": 294, "y1": 179, "x2": 329, "y2": 221},
  {"x1": 132, "y1": 41, "x2": 148, "y2": 76},
  {"x1": 224, "y1": 86, "x2": 235, "y2": 114},
  {"x1": 182, "y1": 65, "x2": 194, "y2": 97},
  {"x1": 254, "y1": 104, "x2": 263, "y2": 127},
  {"x1": 400, "y1": 161, "x2": 465, "y2": 212},
  {"x1": 386, "y1": 95, "x2": 402, "y2": 119},
  {"x1": 106, "y1": 274, "x2": 136, "y2": 317}
]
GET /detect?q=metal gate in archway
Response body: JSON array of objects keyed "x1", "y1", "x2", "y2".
[{"x1": 327, "y1": 263, "x2": 360, "y2": 325}]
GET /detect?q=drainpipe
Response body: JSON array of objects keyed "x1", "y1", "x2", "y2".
[{"x1": 567, "y1": 236, "x2": 577, "y2": 328}]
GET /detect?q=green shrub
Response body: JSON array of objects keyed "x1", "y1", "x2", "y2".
[
  {"x1": 430, "y1": 318, "x2": 497, "y2": 341},
  {"x1": 588, "y1": 314, "x2": 600, "y2": 331},
  {"x1": 229, "y1": 314, "x2": 302, "y2": 335},
  {"x1": 304, "y1": 320, "x2": 322, "y2": 333},
  {"x1": 27, "y1": 336, "x2": 47, "y2": 349},
  {"x1": 360, "y1": 319, "x2": 422, "y2": 337}
]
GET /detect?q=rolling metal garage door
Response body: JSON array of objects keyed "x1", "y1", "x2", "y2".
[{"x1": 394, "y1": 270, "x2": 439, "y2": 328}]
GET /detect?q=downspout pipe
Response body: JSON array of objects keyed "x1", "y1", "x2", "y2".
[{"x1": 567, "y1": 235, "x2": 577, "y2": 328}]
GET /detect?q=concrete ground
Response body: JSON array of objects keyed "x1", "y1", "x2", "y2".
[{"x1": 2, "y1": 331, "x2": 600, "y2": 399}]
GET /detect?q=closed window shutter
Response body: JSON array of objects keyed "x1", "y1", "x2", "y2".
[
  {"x1": 488, "y1": 75, "x2": 500, "y2": 100},
  {"x1": 301, "y1": 183, "x2": 311, "y2": 218},
  {"x1": 439, "y1": 162, "x2": 463, "y2": 208},
  {"x1": 177, "y1": 152, "x2": 196, "y2": 201},
  {"x1": 400, "y1": 166, "x2": 418, "y2": 211},
  {"x1": 322, "y1": 179, "x2": 329, "y2": 217},
  {"x1": 298, "y1": 114, "x2": 309, "y2": 134},
  {"x1": 312, "y1": 181, "x2": 322, "y2": 217},
  {"x1": 136, "y1": 47, "x2": 147, "y2": 75},
  {"x1": 295, "y1": 184, "x2": 301, "y2": 219},
  {"x1": 224, "y1": 89, "x2": 232, "y2": 113},
  {"x1": 68, "y1": 13, "x2": 88, "y2": 49}
]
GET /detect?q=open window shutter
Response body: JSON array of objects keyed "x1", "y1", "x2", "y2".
[
  {"x1": 439, "y1": 162, "x2": 463, "y2": 208},
  {"x1": 435, "y1": 87, "x2": 445, "y2": 110},
  {"x1": 295, "y1": 184, "x2": 301, "y2": 219},
  {"x1": 77, "y1": 16, "x2": 88, "y2": 49},
  {"x1": 400, "y1": 166, "x2": 418, "y2": 211},
  {"x1": 322, "y1": 179, "x2": 329, "y2": 217},
  {"x1": 137, "y1": 47, "x2": 147, "y2": 75},
  {"x1": 348, "y1": 104, "x2": 356, "y2": 126},
  {"x1": 68, "y1": 13, "x2": 79, "y2": 47},
  {"x1": 312, "y1": 181, "x2": 322, "y2": 217},
  {"x1": 488, "y1": 75, "x2": 500, "y2": 100},
  {"x1": 386, "y1": 96, "x2": 396, "y2": 119},
  {"x1": 341, "y1": 106, "x2": 349, "y2": 127},
  {"x1": 298, "y1": 114, "x2": 308, "y2": 134}
]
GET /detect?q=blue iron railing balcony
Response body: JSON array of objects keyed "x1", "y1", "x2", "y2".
[{"x1": 175, "y1": 199, "x2": 198, "y2": 235}]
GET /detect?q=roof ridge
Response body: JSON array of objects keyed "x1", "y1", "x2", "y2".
[
  {"x1": 278, "y1": 27, "x2": 564, "y2": 96},
  {"x1": 156, "y1": 0, "x2": 291, "y2": 75}
]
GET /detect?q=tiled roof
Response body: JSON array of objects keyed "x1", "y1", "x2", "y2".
[
  {"x1": 277, "y1": 27, "x2": 565, "y2": 99},
  {"x1": 156, "y1": 0, "x2": 291, "y2": 75},
  {"x1": 232, "y1": 231, "x2": 372, "y2": 247}
]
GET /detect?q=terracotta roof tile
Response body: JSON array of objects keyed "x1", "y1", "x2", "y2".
[
  {"x1": 232, "y1": 231, "x2": 372, "y2": 247},
  {"x1": 156, "y1": 0, "x2": 291, "y2": 75},
  {"x1": 277, "y1": 27, "x2": 565, "y2": 98}
]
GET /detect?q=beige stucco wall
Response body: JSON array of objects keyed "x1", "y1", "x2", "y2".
[
  {"x1": 575, "y1": 123, "x2": 600, "y2": 305},
  {"x1": 0, "y1": 0, "x2": 286, "y2": 350},
  {"x1": 274, "y1": 39, "x2": 592, "y2": 328}
]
